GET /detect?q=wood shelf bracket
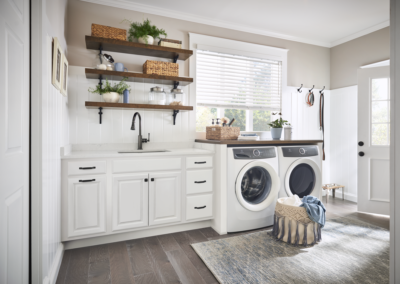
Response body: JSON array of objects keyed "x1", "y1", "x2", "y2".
[
  {"x1": 172, "y1": 110, "x2": 179, "y2": 125},
  {"x1": 173, "y1": 54, "x2": 179, "y2": 63}
]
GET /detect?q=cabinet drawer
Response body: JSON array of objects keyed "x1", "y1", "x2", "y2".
[
  {"x1": 113, "y1": 158, "x2": 181, "y2": 173},
  {"x1": 186, "y1": 194, "x2": 213, "y2": 221},
  {"x1": 186, "y1": 156, "x2": 213, "y2": 169},
  {"x1": 186, "y1": 169, "x2": 213, "y2": 194},
  {"x1": 68, "y1": 161, "x2": 107, "y2": 176}
]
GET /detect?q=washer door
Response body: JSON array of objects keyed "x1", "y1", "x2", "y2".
[
  {"x1": 284, "y1": 158, "x2": 322, "y2": 198},
  {"x1": 235, "y1": 161, "x2": 280, "y2": 212}
]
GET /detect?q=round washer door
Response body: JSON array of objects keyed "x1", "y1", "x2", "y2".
[
  {"x1": 235, "y1": 161, "x2": 280, "y2": 212},
  {"x1": 284, "y1": 158, "x2": 322, "y2": 198}
]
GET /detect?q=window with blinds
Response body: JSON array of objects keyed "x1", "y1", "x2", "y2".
[{"x1": 196, "y1": 49, "x2": 282, "y2": 111}]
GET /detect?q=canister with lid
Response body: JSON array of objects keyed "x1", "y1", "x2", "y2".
[{"x1": 148, "y1": 86, "x2": 166, "y2": 105}]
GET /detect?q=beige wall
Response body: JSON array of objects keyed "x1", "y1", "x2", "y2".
[
  {"x1": 66, "y1": 0, "x2": 330, "y2": 89},
  {"x1": 330, "y1": 27, "x2": 390, "y2": 90}
]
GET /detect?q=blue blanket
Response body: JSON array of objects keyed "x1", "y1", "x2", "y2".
[{"x1": 300, "y1": 196, "x2": 326, "y2": 228}]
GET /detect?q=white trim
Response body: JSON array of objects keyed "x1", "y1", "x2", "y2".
[
  {"x1": 43, "y1": 244, "x2": 64, "y2": 284},
  {"x1": 331, "y1": 20, "x2": 390, "y2": 47},
  {"x1": 361, "y1": 60, "x2": 390, "y2": 68}
]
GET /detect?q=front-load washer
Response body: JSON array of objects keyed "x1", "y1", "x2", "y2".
[
  {"x1": 227, "y1": 146, "x2": 281, "y2": 233},
  {"x1": 278, "y1": 145, "x2": 322, "y2": 199}
]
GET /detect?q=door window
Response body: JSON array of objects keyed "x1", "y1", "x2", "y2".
[
  {"x1": 240, "y1": 166, "x2": 272, "y2": 204},
  {"x1": 289, "y1": 163, "x2": 315, "y2": 198},
  {"x1": 371, "y1": 78, "x2": 390, "y2": 146}
]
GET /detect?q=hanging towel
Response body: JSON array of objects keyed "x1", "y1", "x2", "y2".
[{"x1": 300, "y1": 196, "x2": 326, "y2": 228}]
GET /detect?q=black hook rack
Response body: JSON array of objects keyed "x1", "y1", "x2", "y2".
[
  {"x1": 297, "y1": 84, "x2": 303, "y2": 93},
  {"x1": 309, "y1": 85, "x2": 315, "y2": 92},
  {"x1": 172, "y1": 110, "x2": 179, "y2": 125},
  {"x1": 320, "y1": 86, "x2": 325, "y2": 94}
]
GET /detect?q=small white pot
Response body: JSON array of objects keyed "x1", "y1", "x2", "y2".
[
  {"x1": 103, "y1": 92, "x2": 120, "y2": 103},
  {"x1": 138, "y1": 35, "x2": 154, "y2": 45}
]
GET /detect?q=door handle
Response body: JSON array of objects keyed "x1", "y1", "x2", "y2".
[
  {"x1": 358, "y1": 152, "x2": 365, "y2": 157},
  {"x1": 358, "y1": 141, "x2": 364, "y2": 146},
  {"x1": 79, "y1": 167, "x2": 96, "y2": 170},
  {"x1": 79, "y1": 179, "x2": 95, "y2": 182},
  {"x1": 195, "y1": 206, "x2": 206, "y2": 209},
  {"x1": 195, "y1": 161, "x2": 206, "y2": 164},
  {"x1": 195, "y1": 181, "x2": 206, "y2": 184}
]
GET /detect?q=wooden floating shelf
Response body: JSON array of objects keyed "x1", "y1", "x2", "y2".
[
  {"x1": 85, "y1": 68, "x2": 193, "y2": 86},
  {"x1": 86, "y1": 36, "x2": 193, "y2": 61},
  {"x1": 85, "y1": 101, "x2": 193, "y2": 111}
]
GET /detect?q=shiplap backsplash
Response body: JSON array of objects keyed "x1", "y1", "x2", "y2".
[{"x1": 68, "y1": 66, "x2": 196, "y2": 146}]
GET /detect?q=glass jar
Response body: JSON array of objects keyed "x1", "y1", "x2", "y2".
[
  {"x1": 167, "y1": 88, "x2": 185, "y2": 106},
  {"x1": 148, "y1": 86, "x2": 166, "y2": 105}
]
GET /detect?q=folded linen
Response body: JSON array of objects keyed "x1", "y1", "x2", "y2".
[
  {"x1": 300, "y1": 196, "x2": 326, "y2": 228},
  {"x1": 241, "y1": 133, "x2": 258, "y2": 136},
  {"x1": 277, "y1": 195, "x2": 302, "y2": 207},
  {"x1": 238, "y1": 135, "x2": 259, "y2": 141}
]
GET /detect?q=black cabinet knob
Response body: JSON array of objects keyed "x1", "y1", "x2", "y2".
[
  {"x1": 358, "y1": 141, "x2": 364, "y2": 146},
  {"x1": 359, "y1": 152, "x2": 365, "y2": 157}
]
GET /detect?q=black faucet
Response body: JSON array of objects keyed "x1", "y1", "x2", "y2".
[{"x1": 131, "y1": 112, "x2": 150, "y2": 150}]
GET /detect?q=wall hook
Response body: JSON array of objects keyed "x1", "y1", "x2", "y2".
[
  {"x1": 297, "y1": 84, "x2": 303, "y2": 93},
  {"x1": 309, "y1": 85, "x2": 315, "y2": 92},
  {"x1": 320, "y1": 86, "x2": 325, "y2": 94}
]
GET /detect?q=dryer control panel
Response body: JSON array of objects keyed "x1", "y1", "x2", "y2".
[
  {"x1": 233, "y1": 148, "x2": 276, "y2": 159},
  {"x1": 282, "y1": 146, "x2": 318, "y2": 157}
]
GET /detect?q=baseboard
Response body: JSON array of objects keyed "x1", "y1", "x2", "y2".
[
  {"x1": 42, "y1": 243, "x2": 64, "y2": 284},
  {"x1": 321, "y1": 189, "x2": 357, "y2": 203},
  {"x1": 64, "y1": 220, "x2": 212, "y2": 250}
]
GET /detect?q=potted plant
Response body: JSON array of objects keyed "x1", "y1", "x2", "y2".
[
  {"x1": 124, "y1": 19, "x2": 167, "y2": 45},
  {"x1": 268, "y1": 118, "x2": 289, "y2": 140},
  {"x1": 88, "y1": 78, "x2": 131, "y2": 103}
]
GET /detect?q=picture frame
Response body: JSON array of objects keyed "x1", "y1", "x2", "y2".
[
  {"x1": 60, "y1": 53, "x2": 69, "y2": 97},
  {"x1": 52, "y1": 37, "x2": 62, "y2": 90}
]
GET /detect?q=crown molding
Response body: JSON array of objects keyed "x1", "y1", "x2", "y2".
[
  {"x1": 81, "y1": 0, "x2": 389, "y2": 48},
  {"x1": 330, "y1": 20, "x2": 390, "y2": 47},
  {"x1": 360, "y1": 59, "x2": 390, "y2": 68}
]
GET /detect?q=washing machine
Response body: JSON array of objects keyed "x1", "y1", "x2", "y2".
[
  {"x1": 278, "y1": 145, "x2": 322, "y2": 199},
  {"x1": 227, "y1": 146, "x2": 281, "y2": 233}
]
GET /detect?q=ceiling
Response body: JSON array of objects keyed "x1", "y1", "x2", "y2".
[{"x1": 84, "y1": 0, "x2": 389, "y2": 47}]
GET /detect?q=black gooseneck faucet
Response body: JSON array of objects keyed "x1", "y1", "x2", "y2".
[{"x1": 131, "y1": 112, "x2": 150, "y2": 150}]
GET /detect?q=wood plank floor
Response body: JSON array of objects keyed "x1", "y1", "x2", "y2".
[{"x1": 56, "y1": 199, "x2": 389, "y2": 284}]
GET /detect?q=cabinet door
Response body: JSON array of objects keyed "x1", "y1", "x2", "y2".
[
  {"x1": 149, "y1": 171, "x2": 181, "y2": 226},
  {"x1": 112, "y1": 174, "x2": 149, "y2": 232},
  {"x1": 67, "y1": 176, "x2": 106, "y2": 238}
]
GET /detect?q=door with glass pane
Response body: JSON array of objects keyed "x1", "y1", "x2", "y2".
[{"x1": 357, "y1": 66, "x2": 390, "y2": 215}]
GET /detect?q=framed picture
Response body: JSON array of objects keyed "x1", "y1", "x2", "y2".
[
  {"x1": 60, "y1": 53, "x2": 69, "y2": 97},
  {"x1": 52, "y1": 37, "x2": 62, "y2": 90}
]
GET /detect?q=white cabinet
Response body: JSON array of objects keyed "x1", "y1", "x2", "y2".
[
  {"x1": 186, "y1": 194, "x2": 213, "y2": 221},
  {"x1": 186, "y1": 169, "x2": 213, "y2": 194},
  {"x1": 112, "y1": 174, "x2": 148, "y2": 232},
  {"x1": 67, "y1": 176, "x2": 106, "y2": 238},
  {"x1": 149, "y1": 171, "x2": 181, "y2": 226}
]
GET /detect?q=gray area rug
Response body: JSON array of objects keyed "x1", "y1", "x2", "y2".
[{"x1": 192, "y1": 217, "x2": 389, "y2": 284}]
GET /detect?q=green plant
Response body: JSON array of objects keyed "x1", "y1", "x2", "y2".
[
  {"x1": 268, "y1": 118, "x2": 289, "y2": 128},
  {"x1": 123, "y1": 19, "x2": 167, "y2": 43},
  {"x1": 88, "y1": 78, "x2": 131, "y2": 95}
]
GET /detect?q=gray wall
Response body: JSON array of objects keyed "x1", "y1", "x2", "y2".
[
  {"x1": 330, "y1": 27, "x2": 390, "y2": 90},
  {"x1": 66, "y1": 0, "x2": 330, "y2": 89}
]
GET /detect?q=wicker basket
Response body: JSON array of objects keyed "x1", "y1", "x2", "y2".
[
  {"x1": 91, "y1": 24, "x2": 126, "y2": 41},
  {"x1": 206, "y1": 126, "x2": 240, "y2": 140},
  {"x1": 143, "y1": 60, "x2": 179, "y2": 76}
]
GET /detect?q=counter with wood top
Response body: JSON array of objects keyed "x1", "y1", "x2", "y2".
[{"x1": 195, "y1": 139, "x2": 323, "y2": 145}]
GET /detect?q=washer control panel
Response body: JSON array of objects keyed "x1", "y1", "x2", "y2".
[
  {"x1": 233, "y1": 148, "x2": 276, "y2": 159},
  {"x1": 282, "y1": 146, "x2": 318, "y2": 157}
]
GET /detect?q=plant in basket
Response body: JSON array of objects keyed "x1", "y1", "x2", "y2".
[{"x1": 123, "y1": 18, "x2": 167, "y2": 45}]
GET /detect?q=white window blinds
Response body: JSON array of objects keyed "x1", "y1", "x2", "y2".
[{"x1": 196, "y1": 49, "x2": 282, "y2": 111}]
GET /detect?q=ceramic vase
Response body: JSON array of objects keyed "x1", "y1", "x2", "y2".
[
  {"x1": 271, "y1": 128, "x2": 283, "y2": 140},
  {"x1": 103, "y1": 92, "x2": 120, "y2": 103},
  {"x1": 138, "y1": 35, "x2": 154, "y2": 45}
]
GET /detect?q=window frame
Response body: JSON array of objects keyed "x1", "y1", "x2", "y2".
[{"x1": 189, "y1": 33, "x2": 288, "y2": 136}]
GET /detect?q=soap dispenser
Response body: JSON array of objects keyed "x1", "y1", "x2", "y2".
[{"x1": 216, "y1": 118, "x2": 221, "y2": 127}]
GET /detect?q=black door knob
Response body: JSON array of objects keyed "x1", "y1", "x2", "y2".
[
  {"x1": 358, "y1": 141, "x2": 364, "y2": 146},
  {"x1": 359, "y1": 152, "x2": 365, "y2": 157}
]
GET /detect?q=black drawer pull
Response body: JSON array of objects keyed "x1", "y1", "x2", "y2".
[
  {"x1": 79, "y1": 167, "x2": 96, "y2": 170},
  {"x1": 79, "y1": 179, "x2": 95, "y2": 183},
  {"x1": 195, "y1": 161, "x2": 206, "y2": 164},
  {"x1": 195, "y1": 181, "x2": 206, "y2": 184},
  {"x1": 195, "y1": 206, "x2": 206, "y2": 209}
]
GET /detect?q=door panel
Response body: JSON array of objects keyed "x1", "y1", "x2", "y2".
[
  {"x1": 0, "y1": 0, "x2": 29, "y2": 282},
  {"x1": 358, "y1": 66, "x2": 390, "y2": 215},
  {"x1": 149, "y1": 172, "x2": 181, "y2": 226},
  {"x1": 112, "y1": 174, "x2": 149, "y2": 231}
]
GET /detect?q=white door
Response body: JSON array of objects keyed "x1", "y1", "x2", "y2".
[
  {"x1": 112, "y1": 174, "x2": 149, "y2": 232},
  {"x1": 149, "y1": 171, "x2": 181, "y2": 226},
  {"x1": 67, "y1": 176, "x2": 106, "y2": 238},
  {"x1": 358, "y1": 66, "x2": 390, "y2": 215},
  {"x1": 0, "y1": 0, "x2": 29, "y2": 283}
]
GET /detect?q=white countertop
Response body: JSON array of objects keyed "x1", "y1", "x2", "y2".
[{"x1": 61, "y1": 148, "x2": 214, "y2": 159}]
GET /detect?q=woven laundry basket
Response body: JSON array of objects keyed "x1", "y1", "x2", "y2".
[{"x1": 271, "y1": 198, "x2": 322, "y2": 246}]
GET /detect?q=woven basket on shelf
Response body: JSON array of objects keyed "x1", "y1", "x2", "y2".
[
  {"x1": 143, "y1": 60, "x2": 179, "y2": 76},
  {"x1": 206, "y1": 126, "x2": 240, "y2": 140},
  {"x1": 91, "y1": 24, "x2": 126, "y2": 41}
]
